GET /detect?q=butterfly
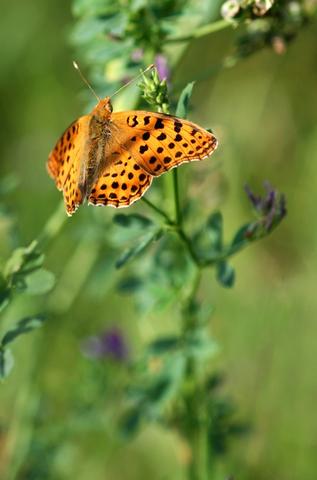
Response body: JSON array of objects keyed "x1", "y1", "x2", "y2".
[{"x1": 47, "y1": 96, "x2": 218, "y2": 216}]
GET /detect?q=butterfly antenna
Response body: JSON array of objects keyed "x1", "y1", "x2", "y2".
[
  {"x1": 73, "y1": 61, "x2": 101, "y2": 102},
  {"x1": 110, "y1": 64, "x2": 155, "y2": 98}
]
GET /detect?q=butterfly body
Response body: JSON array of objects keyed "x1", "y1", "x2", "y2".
[
  {"x1": 78, "y1": 99, "x2": 113, "y2": 198},
  {"x1": 48, "y1": 97, "x2": 218, "y2": 216}
]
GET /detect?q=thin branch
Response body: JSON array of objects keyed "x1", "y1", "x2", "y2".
[
  {"x1": 141, "y1": 196, "x2": 173, "y2": 224},
  {"x1": 172, "y1": 169, "x2": 182, "y2": 227},
  {"x1": 166, "y1": 19, "x2": 232, "y2": 43},
  {"x1": 36, "y1": 200, "x2": 67, "y2": 249}
]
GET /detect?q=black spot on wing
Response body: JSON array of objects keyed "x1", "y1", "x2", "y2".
[
  {"x1": 154, "y1": 118, "x2": 164, "y2": 129},
  {"x1": 157, "y1": 133, "x2": 166, "y2": 141},
  {"x1": 139, "y1": 144, "x2": 149, "y2": 154}
]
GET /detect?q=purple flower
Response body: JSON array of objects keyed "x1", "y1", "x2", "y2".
[
  {"x1": 244, "y1": 181, "x2": 287, "y2": 233},
  {"x1": 81, "y1": 327, "x2": 129, "y2": 362},
  {"x1": 155, "y1": 54, "x2": 170, "y2": 82}
]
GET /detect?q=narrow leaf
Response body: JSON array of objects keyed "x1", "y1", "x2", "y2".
[
  {"x1": 4, "y1": 242, "x2": 43, "y2": 279},
  {"x1": 0, "y1": 274, "x2": 10, "y2": 313},
  {"x1": 0, "y1": 348, "x2": 14, "y2": 380},
  {"x1": 113, "y1": 213, "x2": 153, "y2": 229},
  {"x1": 116, "y1": 229, "x2": 163, "y2": 269},
  {"x1": 1, "y1": 315, "x2": 46, "y2": 347},
  {"x1": 24, "y1": 269, "x2": 55, "y2": 295},
  {"x1": 147, "y1": 336, "x2": 179, "y2": 355},
  {"x1": 116, "y1": 276, "x2": 143, "y2": 294},
  {"x1": 207, "y1": 211, "x2": 223, "y2": 251},
  {"x1": 120, "y1": 409, "x2": 142, "y2": 438},
  {"x1": 176, "y1": 82, "x2": 195, "y2": 118},
  {"x1": 216, "y1": 261, "x2": 235, "y2": 288},
  {"x1": 231, "y1": 223, "x2": 251, "y2": 249},
  {"x1": 185, "y1": 328, "x2": 218, "y2": 360}
]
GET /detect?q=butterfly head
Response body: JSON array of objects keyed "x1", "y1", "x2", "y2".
[{"x1": 92, "y1": 97, "x2": 113, "y2": 121}]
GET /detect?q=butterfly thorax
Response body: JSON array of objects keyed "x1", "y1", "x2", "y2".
[{"x1": 79, "y1": 98, "x2": 113, "y2": 196}]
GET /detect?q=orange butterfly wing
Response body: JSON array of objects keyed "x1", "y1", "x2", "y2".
[
  {"x1": 47, "y1": 115, "x2": 90, "y2": 215},
  {"x1": 88, "y1": 148, "x2": 152, "y2": 208},
  {"x1": 110, "y1": 111, "x2": 217, "y2": 175},
  {"x1": 88, "y1": 111, "x2": 217, "y2": 208}
]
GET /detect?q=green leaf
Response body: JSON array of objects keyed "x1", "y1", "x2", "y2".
[
  {"x1": 72, "y1": 0, "x2": 118, "y2": 17},
  {"x1": 231, "y1": 223, "x2": 251, "y2": 249},
  {"x1": 4, "y1": 242, "x2": 43, "y2": 280},
  {"x1": 113, "y1": 213, "x2": 153, "y2": 229},
  {"x1": 1, "y1": 315, "x2": 46, "y2": 347},
  {"x1": 148, "y1": 354, "x2": 186, "y2": 410},
  {"x1": 0, "y1": 348, "x2": 14, "y2": 380},
  {"x1": 116, "y1": 229, "x2": 163, "y2": 269},
  {"x1": 116, "y1": 276, "x2": 143, "y2": 294},
  {"x1": 0, "y1": 292, "x2": 10, "y2": 313},
  {"x1": 136, "y1": 355, "x2": 186, "y2": 418},
  {"x1": 23, "y1": 269, "x2": 55, "y2": 295},
  {"x1": 206, "y1": 372, "x2": 225, "y2": 391},
  {"x1": 207, "y1": 211, "x2": 223, "y2": 251},
  {"x1": 176, "y1": 82, "x2": 195, "y2": 118},
  {"x1": 3, "y1": 242, "x2": 54, "y2": 295},
  {"x1": 216, "y1": 261, "x2": 235, "y2": 288},
  {"x1": 0, "y1": 274, "x2": 10, "y2": 313},
  {"x1": 184, "y1": 327, "x2": 218, "y2": 361},
  {"x1": 120, "y1": 408, "x2": 142, "y2": 438},
  {"x1": 193, "y1": 211, "x2": 223, "y2": 260},
  {"x1": 147, "y1": 336, "x2": 179, "y2": 355},
  {"x1": 146, "y1": 377, "x2": 172, "y2": 405}
]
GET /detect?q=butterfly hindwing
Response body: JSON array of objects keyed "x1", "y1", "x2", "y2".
[{"x1": 88, "y1": 147, "x2": 152, "y2": 208}]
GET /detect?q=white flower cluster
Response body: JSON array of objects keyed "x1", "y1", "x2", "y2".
[{"x1": 221, "y1": 0, "x2": 274, "y2": 20}]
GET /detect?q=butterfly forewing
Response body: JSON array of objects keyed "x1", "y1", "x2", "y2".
[
  {"x1": 110, "y1": 111, "x2": 218, "y2": 176},
  {"x1": 47, "y1": 115, "x2": 90, "y2": 215}
]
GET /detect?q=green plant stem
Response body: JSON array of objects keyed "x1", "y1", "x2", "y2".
[
  {"x1": 141, "y1": 197, "x2": 173, "y2": 224},
  {"x1": 47, "y1": 235, "x2": 100, "y2": 314},
  {"x1": 176, "y1": 227, "x2": 200, "y2": 266},
  {"x1": 36, "y1": 200, "x2": 67, "y2": 249},
  {"x1": 169, "y1": 150, "x2": 209, "y2": 479},
  {"x1": 173, "y1": 169, "x2": 182, "y2": 227},
  {"x1": 143, "y1": 66, "x2": 217, "y2": 480},
  {"x1": 166, "y1": 19, "x2": 232, "y2": 43},
  {"x1": 181, "y1": 268, "x2": 209, "y2": 480},
  {"x1": 3, "y1": 336, "x2": 41, "y2": 480},
  {"x1": 189, "y1": 402, "x2": 209, "y2": 480},
  {"x1": 141, "y1": 196, "x2": 201, "y2": 265}
]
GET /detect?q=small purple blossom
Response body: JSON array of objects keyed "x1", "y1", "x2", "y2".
[
  {"x1": 244, "y1": 181, "x2": 287, "y2": 233},
  {"x1": 155, "y1": 54, "x2": 170, "y2": 82},
  {"x1": 81, "y1": 327, "x2": 129, "y2": 362}
]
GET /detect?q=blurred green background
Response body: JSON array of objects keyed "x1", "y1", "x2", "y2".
[{"x1": 1, "y1": 1, "x2": 317, "y2": 479}]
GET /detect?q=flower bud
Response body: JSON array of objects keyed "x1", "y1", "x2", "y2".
[{"x1": 221, "y1": 0, "x2": 240, "y2": 20}]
